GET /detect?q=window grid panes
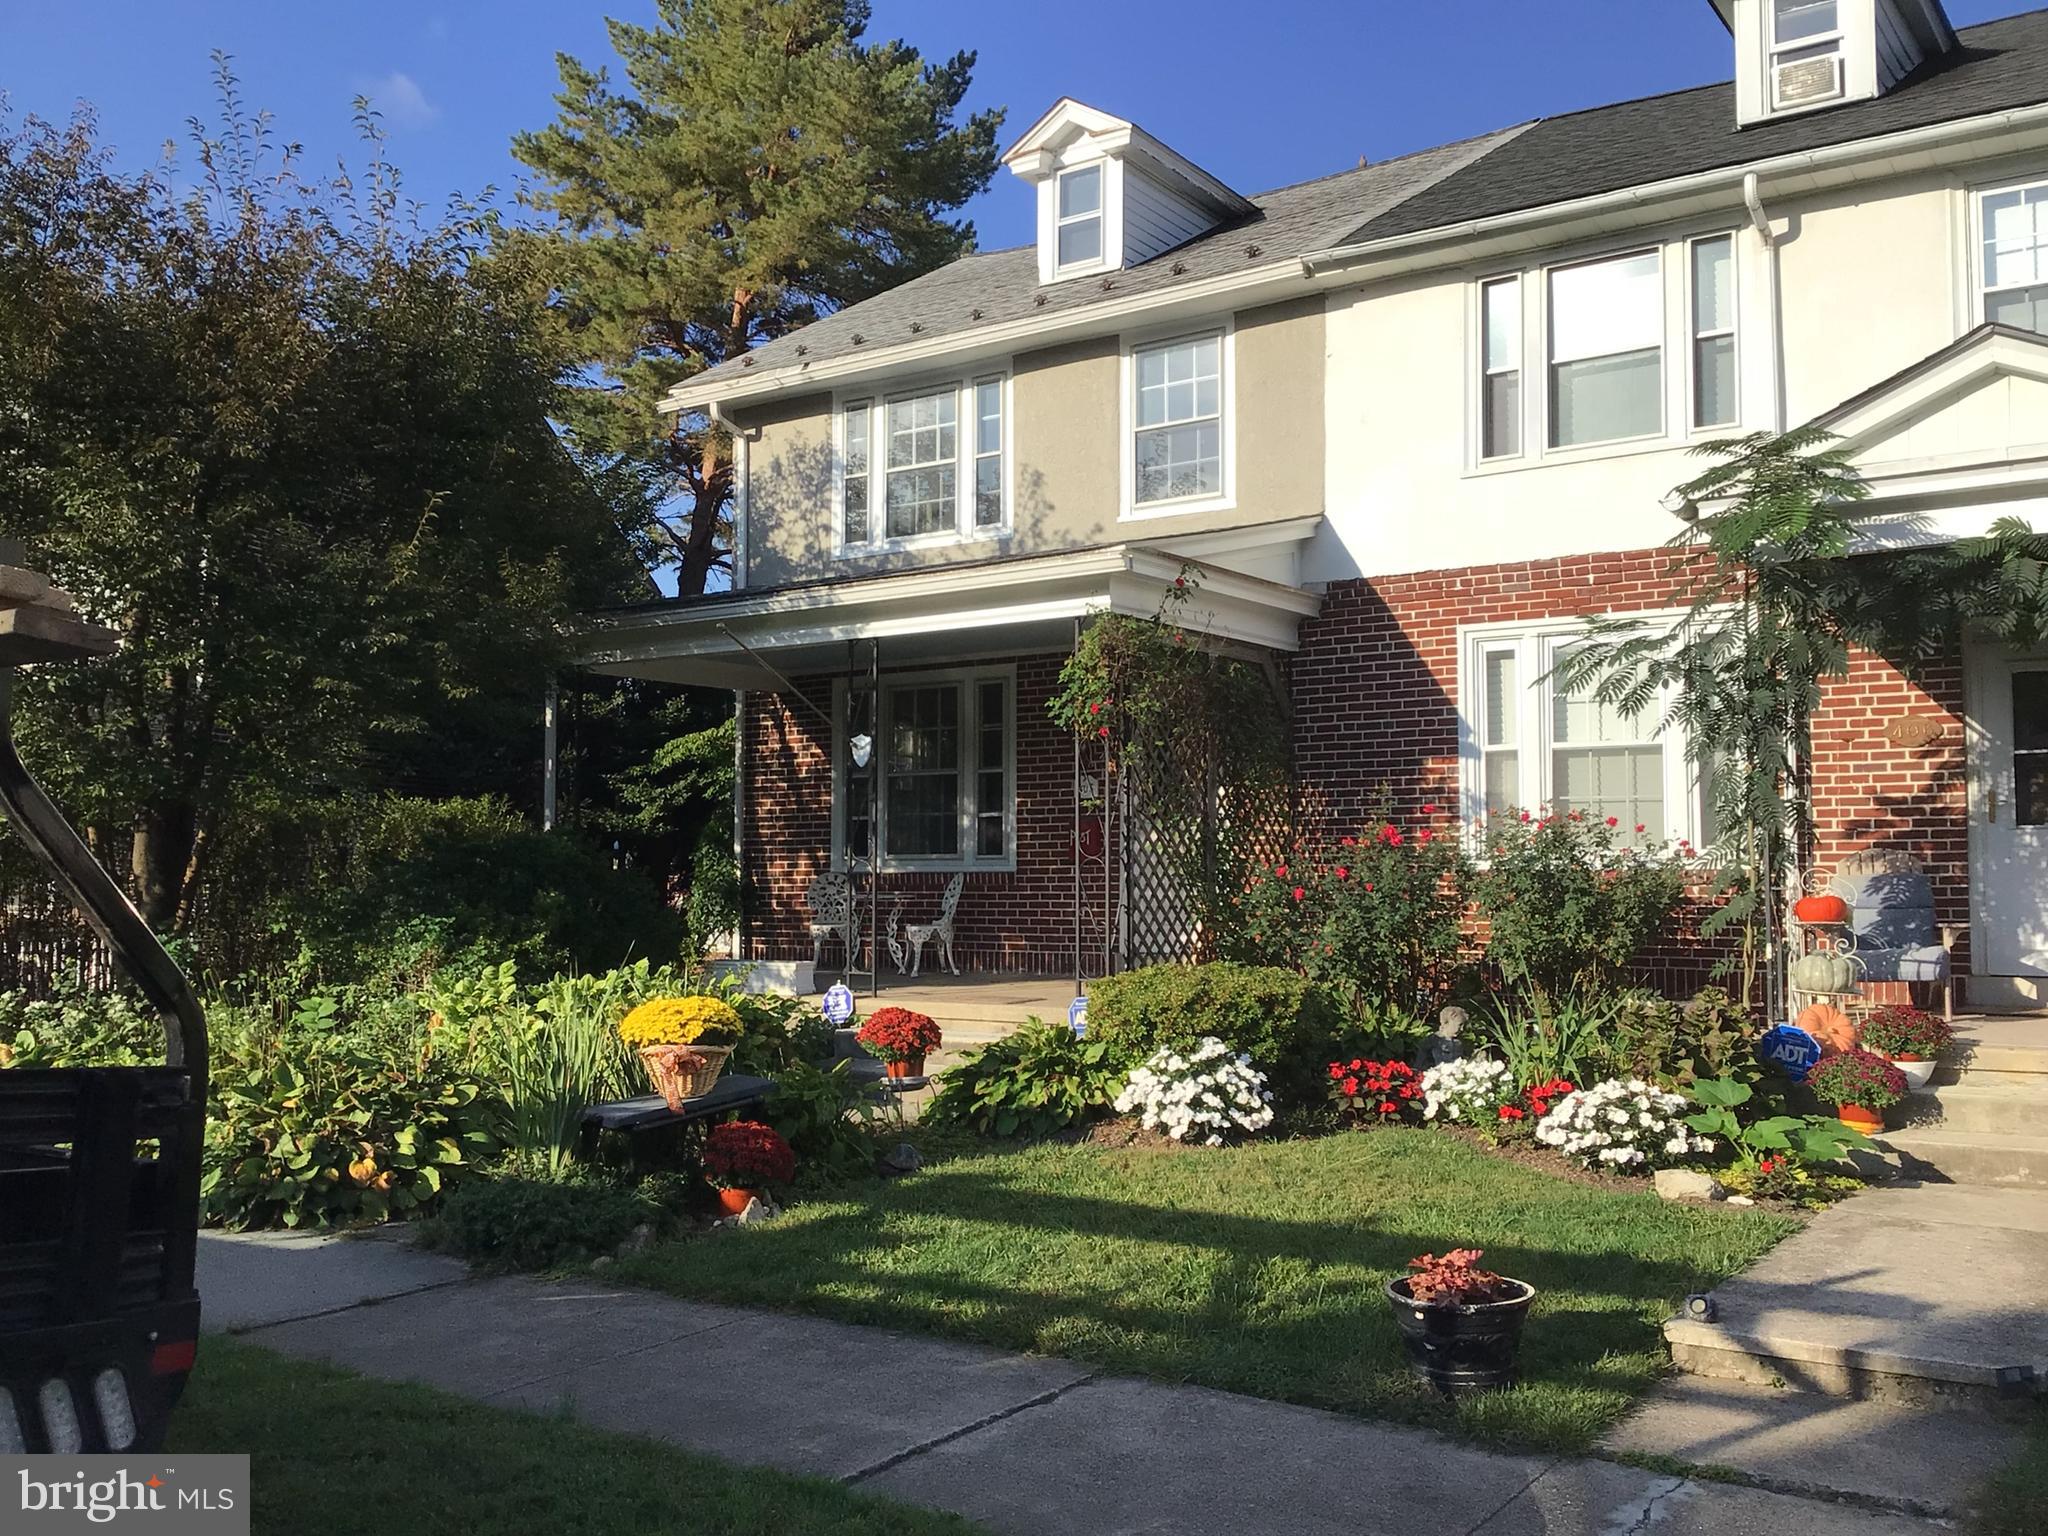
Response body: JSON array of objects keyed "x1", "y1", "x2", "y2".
[
  {"x1": 1481, "y1": 277, "x2": 1522, "y2": 459},
  {"x1": 1773, "y1": 0, "x2": 1838, "y2": 45},
  {"x1": 1481, "y1": 647, "x2": 1520, "y2": 815},
  {"x1": 885, "y1": 390, "x2": 958, "y2": 539},
  {"x1": 973, "y1": 380, "x2": 1003, "y2": 529},
  {"x1": 1982, "y1": 183, "x2": 2048, "y2": 337},
  {"x1": 1056, "y1": 165, "x2": 1103, "y2": 270},
  {"x1": 1548, "y1": 250, "x2": 1663, "y2": 449},
  {"x1": 842, "y1": 404, "x2": 871, "y2": 545},
  {"x1": 1133, "y1": 336, "x2": 1223, "y2": 506},
  {"x1": 975, "y1": 680, "x2": 1007, "y2": 856},
  {"x1": 1690, "y1": 235, "x2": 1738, "y2": 429},
  {"x1": 1551, "y1": 652, "x2": 1665, "y2": 841},
  {"x1": 845, "y1": 676, "x2": 1013, "y2": 866},
  {"x1": 845, "y1": 688, "x2": 875, "y2": 862},
  {"x1": 2015, "y1": 670, "x2": 2048, "y2": 827},
  {"x1": 886, "y1": 685, "x2": 961, "y2": 857}
]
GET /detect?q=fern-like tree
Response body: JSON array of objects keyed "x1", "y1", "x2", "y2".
[{"x1": 1559, "y1": 427, "x2": 2048, "y2": 1011}]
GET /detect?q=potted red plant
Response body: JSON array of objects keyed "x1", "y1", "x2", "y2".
[
  {"x1": 857, "y1": 1006, "x2": 942, "y2": 1078},
  {"x1": 1859, "y1": 1005, "x2": 1953, "y2": 1091},
  {"x1": 1805, "y1": 1047, "x2": 1908, "y2": 1133},
  {"x1": 1385, "y1": 1248, "x2": 1535, "y2": 1394},
  {"x1": 701, "y1": 1120, "x2": 796, "y2": 1214}
]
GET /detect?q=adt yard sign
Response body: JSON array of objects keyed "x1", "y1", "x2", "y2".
[
  {"x1": 1759, "y1": 1024, "x2": 1823, "y2": 1083},
  {"x1": 1068, "y1": 996, "x2": 1088, "y2": 1036},
  {"x1": 823, "y1": 982, "x2": 856, "y2": 1026}
]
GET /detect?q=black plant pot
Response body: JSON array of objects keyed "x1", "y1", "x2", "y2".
[{"x1": 1384, "y1": 1276, "x2": 1536, "y2": 1395}]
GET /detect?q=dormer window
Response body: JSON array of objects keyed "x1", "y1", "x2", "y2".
[
  {"x1": 1055, "y1": 165, "x2": 1104, "y2": 272},
  {"x1": 1770, "y1": 0, "x2": 1845, "y2": 110}
]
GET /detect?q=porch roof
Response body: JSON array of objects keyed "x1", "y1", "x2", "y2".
[{"x1": 579, "y1": 540, "x2": 1323, "y2": 692}]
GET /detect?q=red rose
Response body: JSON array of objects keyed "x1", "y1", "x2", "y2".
[
  {"x1": 1362, "y1": 882, "x2": 1373, "y2": 893},
  {"x1": 1274, "y1": 863, "x2": 1288, "y2": 879},
  {"x1": 1417, "y1": 828, "x2": 1433, "y2": 844},
  {"x1": 1606, "y1": 816, "x2": 1619, "y2": 827},
  {"x1": 1519, "y1": 810, "x2": 1531, "y2": 822},
  {"x1": 1421, "y1": 803, "x2": 1437, "y2": 815},
  {"x1": 1335, "y1": 866, "x2": 1348, "y2": 880},
  {"x1": 1292, "y1": 886, "x2": 1306, "y2": 902},
  {"x1": 1339, "y1": 835, "x2": 1356, "y2": 847}
]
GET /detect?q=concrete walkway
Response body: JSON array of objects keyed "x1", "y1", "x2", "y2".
[{"x1": 196, "y1": 1231, "x2": 1952, "y2": 1536}]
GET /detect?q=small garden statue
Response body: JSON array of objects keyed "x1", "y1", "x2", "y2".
[{"x1": 1417, "y1": 1005, "x2": 1467, "y2": 1069}]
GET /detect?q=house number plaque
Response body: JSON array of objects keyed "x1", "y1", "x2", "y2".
[{"x1": 1881, "y1": 716, "x2": 1943, "y2": 749}]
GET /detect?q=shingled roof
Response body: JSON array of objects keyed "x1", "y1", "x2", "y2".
[{"x1": 683, "y1": 6, "x2": 2048, "y2": 405}]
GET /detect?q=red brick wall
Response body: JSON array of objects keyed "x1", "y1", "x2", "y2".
[{"x1": 739, "y1": 652, "x2": 1112, "y2": 975}]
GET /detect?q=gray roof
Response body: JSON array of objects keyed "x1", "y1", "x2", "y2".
[
  {"x1": 1345, "y1": 7, "x2": 2048, "y2": 245},
  {"x1": 689, "y1": 126, "x2": 1522, "y2": 393},
  {"x1": 692, "y1": 7, "x2": 2048, "y2": 402}
]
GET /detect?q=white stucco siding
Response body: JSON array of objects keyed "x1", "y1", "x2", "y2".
[{"x1": 1311, "y1": 166, "x2": 1991, "y2": 587}]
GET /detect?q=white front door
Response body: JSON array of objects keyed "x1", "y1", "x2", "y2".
[{"x1": 1970, "y1": 647, "x2": 2048, "y2": 989}]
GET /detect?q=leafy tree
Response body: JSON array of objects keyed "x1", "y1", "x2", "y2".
[
  {"x1": 506, "y1": 0, "x2": 1003, "y2": 593},
  {"x1": 0, "y1": 83, "x2": 648, "y2": 930},
  {"x1": 1558, "y1": 427, "x2": 2048, "y2": 1008}
]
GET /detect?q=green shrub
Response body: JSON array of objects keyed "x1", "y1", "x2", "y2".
[
  {"x1": 1086, "y1": 963, "x2": 1340, "y2": 1107},
  {"x1": 0, "y1": 979, "x2": 162, "y2": 1068},
  {"x1": 202, "y1": 1019, "x2": 497, "y2": 1229},
  {"x1": 758, "y1": 1059, "x2": 879, "y2": 1185},
  {"x1": 924, "y1": 1018, "x2": 1126, "y2": 1139},
  {"x1": 1470, "y1": 812, "x2": 1687, "y2": 1008},
  {"x1": 426, "y1": 1168, "x2": 658, "y2": 1272}
]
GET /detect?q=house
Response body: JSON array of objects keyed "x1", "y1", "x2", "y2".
[{"x1": 584, "y1": 0, "x2": 2048, "y2": 1011}]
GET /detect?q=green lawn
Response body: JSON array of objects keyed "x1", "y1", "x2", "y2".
[
  {"x1": 616, "y1": 1127, "x2": 1798, "y2": 1453},
  {"x1": 168, "y1": 1336, "x2": 984, "y2": 1536},
  {"x1": 1971, "y1": 1408, "x2": 2048, "y2": 1536}
]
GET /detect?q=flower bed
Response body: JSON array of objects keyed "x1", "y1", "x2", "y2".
[
  {"x1": 1113, "y1": 1037, "x2": 1275, "y2": 1145},
  {"x1": 1533, "y1": 1078, "x2": 1710, "y2": 1170}
]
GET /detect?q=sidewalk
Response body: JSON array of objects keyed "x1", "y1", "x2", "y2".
[{"x1": 195, "y1": 1231, "x2": 1951, "y2": 1536}]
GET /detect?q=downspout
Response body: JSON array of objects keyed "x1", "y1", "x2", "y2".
[{"x1": 1743, "y1": 172, "x2": 1786, "y2": 434}]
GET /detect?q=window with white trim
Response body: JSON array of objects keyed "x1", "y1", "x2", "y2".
[
  {"x1": 1769, "y1": 0, "x2": 1844, "y2": 111},
  {"x1": 1979, "y1": 180, "x2": 2048, "y2": 335},
  {"x1": 1461, "y1": 619, "x2": 1706, "y2": 848},
  {"x1": 839, "y1": 377, "x2": 1005, "y2": 549},
  {"x1": 1547, "y1": 249, "x2": 1663, "y2": 449},
  {"x1": 1690, "y1": 235, "x2": 1738, "y2": 429},
  {"x1": 1132, "y1": 333, "x2": 1223, "y2": 506},
  {"x1": 837, "y1": 670, "x2": 1013, "y2": 870},
  {"x1": 1056, "y1": 164, "x2": 1103, "y2": 271},
  {"x1": 1479, "y1": 276, "x2": 1522, "y2": 460}
]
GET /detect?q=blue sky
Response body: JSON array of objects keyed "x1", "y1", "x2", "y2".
[{"x1": 7, "y1": 1, "x2": 2032, "y2": 253}]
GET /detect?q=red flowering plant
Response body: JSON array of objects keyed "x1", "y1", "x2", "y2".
[
  {"x1": 1224, "y1": 793, "x2": 1468, "y2": 1013},
  {"x1": 1327, "y1": 1057, "x2": 1424, "y2": 1123},
  {"x1": 1859, "y1": 1006, "x2": 1953, "y2": 1062},
  {"x1": 1805, "y1": 1048, "x2": 1909, "y2": 1112},
  {"x1": 701, "y1": 1120, "x2": 796, "y2": 1190},
  {"x1": 1491, "y1": 1076, "x2": 1576, "y2": 1141},
  {"x1": 856, "y1": 1006, "x2": 942, "y2": 1065},
  {"x1": 1402, "y1": 1248, "x2": 1518, "y2": 1306}
]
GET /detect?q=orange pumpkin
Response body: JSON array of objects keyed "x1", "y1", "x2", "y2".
[
  {"x1": 1796, "y1": 1003, "x2": 1858, "y2": 1056},
  {"x1": 1793, "y1": 894, "x2": 1849, "y2": 924}
]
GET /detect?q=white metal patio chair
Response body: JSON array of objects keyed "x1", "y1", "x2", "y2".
[
  {"x1": 897, "y1": 874, "x2": 964, "y2": 978},
  {"x1": 805, "y1": 871, "x2": 858, "y2": 972}
]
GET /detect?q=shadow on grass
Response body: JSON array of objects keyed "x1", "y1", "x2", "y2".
[{"x1": 615, "y1": 1130, "x2": 1805, "y2": 1451}]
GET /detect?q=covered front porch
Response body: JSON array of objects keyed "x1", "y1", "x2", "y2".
[{"x1": 580, "y1": 531, "x2": 1321, "y2": 987}]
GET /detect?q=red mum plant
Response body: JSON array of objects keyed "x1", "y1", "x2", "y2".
[
  {"x1": 1859, "y1": 1005, "x2": 1954, "y2": 1062},
  {"x1": 856, "y1": 1006, "x2": 942, "y2": 1064},
  {"x1": 1805, "y1": 1048, "x2": 1909, "y2": 1112},
  {"x1": 702, "y1": 1120, "x2": 796, "y2": 1190},
  {"x1": 1327, "y1": 1057, "x2": 1423, "y2": 1122},
  {"x1": 1404, "y1": 1248, "x2": 1517, "y2": 1306}
]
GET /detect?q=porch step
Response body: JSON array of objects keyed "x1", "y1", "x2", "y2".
[
  {"x1": 1876, "y1": 1128, "x2": 2048, "y2": 1189},
  {"x1": 1935, "y1": 1032, "x2": 2048, "y2": 1086},
  {"x1": 1897, "y1": 1083, "x2": 2048, "y2": 1136}
]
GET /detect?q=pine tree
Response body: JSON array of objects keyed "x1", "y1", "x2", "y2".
[{"x1": 508, "y1": 0, "x2": 1003, "y2": 594}]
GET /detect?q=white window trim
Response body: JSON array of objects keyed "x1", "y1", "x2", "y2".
[
  {"x1": 1467, "y1": 227, "x2": 1744, "y2": 476},
  {"x1": 829, "y1": 666, "x2": 1017, "y2": 874},
  {"x1": 1766, "y1": 0, "x2": 1845, "y2": 112},
  {"x1": 1970, "y1": 173, "x2": 2048, "y2": 330},
  {"x1": 1688, "y1": 233, "x2": 1741, "y2": 432},
  {"x1": 1456, "y1": 612, "x2": 1709, "y2": 852},
  {"x1": 833, "y1": 374, "x2": 1012, "y2": 556},
  {"x1": 1473, "y1": 273, "x2": 1525, "y2": 464},
  {"x1": 1117, "y1": 322, "x2": 1236, "y2": 521},
  {"x1": 1054, "y1": 162, "x2": 1108, "y2": 278}
]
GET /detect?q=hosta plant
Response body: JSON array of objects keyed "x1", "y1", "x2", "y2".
[
  {"x1": 1805, "y1": 1048, "x2": 1908, "y2": 1112},
  {"x1": 1113, "y1": 1037, "x2": 1275, "y2": 1145},
  {"x1": 1419, "y1": 1057, "x2": 1518, "y2": 1131},
  {"x1": 924, "y1": 1019, "x2": 1125, "y2": 1139},
  {"x1": 1534, "y1": 1077, "x2": 1712, "y2": 1171}
]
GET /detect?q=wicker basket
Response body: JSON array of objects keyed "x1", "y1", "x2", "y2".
[{"x1": 639, "y1": 1044, "x2": 732, "y2": 1111}]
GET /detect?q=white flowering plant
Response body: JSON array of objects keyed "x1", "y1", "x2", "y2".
[
  {"x1": 1113, "y1": 1037, "x2": 1275, "y2": 1146},
  {"x1": 1535, "y1": 1077, "x2": 1713, "y2": 1171},
  {"x1": 1420, "y1": 1057, "x2": 1517, "y2": 1129}
]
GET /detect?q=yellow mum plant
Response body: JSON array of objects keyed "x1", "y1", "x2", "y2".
[{"x1": 618, "y1": 995, "x2": 743, "y2": 1051}]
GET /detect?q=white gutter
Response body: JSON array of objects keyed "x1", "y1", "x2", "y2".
[
  {"x1": 1744, "y1": 171, "x2": 1786, "y2": 434},
  {"x1": 1299, "y1": 102, "x2": 2048, "y2": 273}
]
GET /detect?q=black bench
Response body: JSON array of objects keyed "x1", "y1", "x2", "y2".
[{"x1": 577, "y1": 1073, "x2": 777, "y2": 1158}]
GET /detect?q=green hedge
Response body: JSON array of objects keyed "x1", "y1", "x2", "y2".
[{"x1": 1086, "y1": 962, "x2": 1340, "y2": 1106}]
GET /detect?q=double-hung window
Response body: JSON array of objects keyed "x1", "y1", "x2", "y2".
[
  {"x1": 1462, "y1": 620, "x2": 1704, "y2": 848},
  {"x1": 1547, "y1": 250, "x2": 1663, "y2": 449},
  {"x1": 1479, "y1": 277, "x2": 1522, "y2": 460},
  {"x1": 1770, "y1": 0, "x2": 1844, "y2": 110},
  {"x1": 1690, "y1": 235, "x2": 1738, "y2": 429},
  {"x1": 1132, "y1": 333, "x2": 1224, "y2": 509},
  {"x1": 1056, "y1": 164, "x2": 1104, "y2": 272},
  {"x1": 838, "y1": 670, "x2": 1013, "y2": 869},
  {"x1": 1980, "y1": 180, "x2": 2048, "y2": 336},
  {"x1": 840, "y1": 377, "x2": 1005, "y2": 547}
]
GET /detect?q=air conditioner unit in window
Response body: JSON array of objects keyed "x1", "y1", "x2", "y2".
[{"x1": 1773, "y1": 52, "x2": 1844, "y2": 110}]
